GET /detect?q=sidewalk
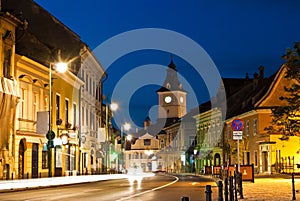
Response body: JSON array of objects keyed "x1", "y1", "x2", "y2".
[
  {"x1": 242, "y1": 175, "x2": 300, "y2": 201},
  {"x1": 202, "y1": 173, "x2": 300, "y2": 200}
]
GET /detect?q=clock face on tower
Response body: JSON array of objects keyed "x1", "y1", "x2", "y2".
[
  {"x1": 180, "y1": 96, "x2": 184, "y2": 103},
  {"x1": 164, "y1": 96, "x2": 172, "y2": 103}
]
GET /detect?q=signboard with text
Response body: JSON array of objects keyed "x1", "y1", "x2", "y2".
[
  {"x1": 231, "y1": 119, "x2": 244, "y2": 140},
  {"x1": 233, "y1": 131, "x2": 243, "y2": 140}
]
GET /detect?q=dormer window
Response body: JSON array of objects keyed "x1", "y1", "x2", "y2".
[
  {"x1": 144, "y1": 139, "x2": 151, "y2": 146},
  {"x1": 166, "y1": 83, "x2": 171, "y2": 89}
]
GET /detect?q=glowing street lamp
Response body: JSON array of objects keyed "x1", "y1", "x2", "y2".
[
  {"x1": 105, "y1": 101, "x2": 119, "y2": 173},
  {"x1": 46, "y1": 61, "x2": 68, "y2": 177},
  {"x1": 120, "y1": 123, "x2": 131, "y2": 172},
  {"x1": 126, "y1": 134, "x2": 133, "y2": 141},
  {"x1": 110, "y1": 102, "x2": 119, "y2": 112}
]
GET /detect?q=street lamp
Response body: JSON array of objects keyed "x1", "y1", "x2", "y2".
[
  {"x1": 120, "y1": 123, "x2": 131, "y2": 172},
  {"x1": 105, "y1": 102, "x2": 119, "y2": 173},
  {"x1": 194, "y1": 149, "x2": 198, "y2": 174},
  {"x1": 46, "y1": 61, "x2": 68, "y2": 177}
]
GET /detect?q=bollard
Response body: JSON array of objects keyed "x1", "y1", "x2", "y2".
[
  {"x1": 218, "y1": 180, "x2": 223, "y2": 201},
  {"x1": 181, "y1": 196, "x2": 189, "y2": 201},
  {"x1": 238, "y1": 172, "x2": 244, "y2": 199},
  {"x1": 224, "y1": 177, "x2": 229, "y2": 201},
  {"x1": 229, "y1": 176, "x2": 234, "y2": 201},
  {"x1": 234, "y1": 173, "x2": 238, "y2": 201},
  {"x1": 292, "y1": 173, "x2": 296, "y2": 200},
  {"x1": 205, "y1": 185, "x2": 212, "y2": 201}
]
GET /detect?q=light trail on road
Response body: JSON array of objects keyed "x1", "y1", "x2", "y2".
[{"x1": 115, "y1": 175, "x2": 179, "y2": 201}]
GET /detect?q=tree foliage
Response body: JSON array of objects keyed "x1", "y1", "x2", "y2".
[{"x1": 265, "y1": 42, "x2": 300, "y2": 138}]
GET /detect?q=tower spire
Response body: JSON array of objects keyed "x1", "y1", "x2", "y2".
[{"x1": 168, "y1": 54, "x2": 176, "y2": 70}]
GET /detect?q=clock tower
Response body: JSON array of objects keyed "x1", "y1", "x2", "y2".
[{"x1": 157, "y1": 58, "x2": 187, "y2": 120}]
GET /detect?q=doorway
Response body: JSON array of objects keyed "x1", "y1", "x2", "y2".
[
  {"x1": 262, "y1": 151, "x2": 268, "y2": 172},
  {"x1": 32, "y1": 143, "x2": 38, "y2": 178},
  {"x1": 18, "y1": 140, "x2": 25, "y2": 179}
]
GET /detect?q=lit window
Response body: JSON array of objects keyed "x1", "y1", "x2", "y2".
[
  {"x1": 246, "y1": 120, "x2": 250, "y2": 136},
  {"x1": 253, "y1": 118, "x2": 257, "y2": 135}
]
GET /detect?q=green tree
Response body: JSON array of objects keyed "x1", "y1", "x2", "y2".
[{"x1": 265, "y1": 42, "x2": 300, "y2": 138}]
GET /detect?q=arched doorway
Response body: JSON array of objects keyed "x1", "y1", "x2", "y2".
[
  {"x1": 32, "y1": 143, "x2": 38, "y2": 178},
  {"x1": 214, "y1": 153, "x2": 221, "y2": 166},
  {"x1": 18, "y1": 140, "x2": 25, "y2": 179}
]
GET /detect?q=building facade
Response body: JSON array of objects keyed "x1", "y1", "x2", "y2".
[
  {"x1": 125, "y1": 133, "x2": 163, "y2": 172},
  {"x1": 0, "y1": 12, "x2": 21, "y2": 180},
  {"x1": 194, "y1": 107, "x2": 223, "y2": 173},
  {"x1": 1, "y1": 0, "x2": 106, "y2": 179},
  {"x1": 78, "y1": 49, "x2": 106, "y2": 175},
  {"x1": 224, "y1": 65, "x2": 300, "y2": 174}
]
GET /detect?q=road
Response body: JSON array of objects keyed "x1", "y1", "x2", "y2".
[{"x1": 0, "y1": 174, "x2": 218, "y2": 201}]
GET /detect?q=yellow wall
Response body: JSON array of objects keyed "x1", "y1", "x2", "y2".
[{"x1": 270, "y1": 135, "x2": 300, "y2": 165}]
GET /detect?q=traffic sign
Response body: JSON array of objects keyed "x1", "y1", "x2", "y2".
[
  {"x1": 233, "y1": 131, "x2": 243, "y2": 136},
  {"x1": 233, "y1": 135, "x2": 242, "y2": 140},
  {"x1": 46, "y1": 130, "x2": 55, "y2": 140},
  {"x1": 233, "y1": 131, "x2": 243, "y2": 140},
  {"x1": 231, "y1": 118, "x2": 244, "y2": 131}
]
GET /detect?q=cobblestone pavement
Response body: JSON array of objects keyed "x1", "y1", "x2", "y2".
[{"x1": 241, "y1": 175, "x2": 300, "y2": 201}]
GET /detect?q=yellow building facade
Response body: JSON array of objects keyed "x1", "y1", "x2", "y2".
[
  {"x1": 15, "y1": 55, "x2": 50, "y2": 179},
  {"x1": 0, "y1": 13, "x2": 21, "y2": 180},
  {"x1": 49, "y1": 64, "x2": 83, "y2": 177},
  {"x1": 14, "y1": 55, "x2": 83, "y2": 178}
]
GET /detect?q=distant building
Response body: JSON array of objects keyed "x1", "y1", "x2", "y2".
[
  {"x1": 124, "y1": 58, "x2": 196, "y2": 173},
  {"x1": 124, "y1": 133, "x2": 163, "y2": 172}
]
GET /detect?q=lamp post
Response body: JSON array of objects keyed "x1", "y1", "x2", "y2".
[
  {"x1": 194, "y1": 149, "x2": 198, "y2": 174},
  {"x1": 47, "y1": 62, "x2": 68, "y2": 177},
  {"x1": 104, "y1": 102, "x2": 118, "y2": 173},
  {"x1": 120, "y1": 123, "x2": 131, "y2": 172}
]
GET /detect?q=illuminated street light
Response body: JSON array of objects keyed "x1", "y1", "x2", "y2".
[
  {"x1": 46, "y1": 61, "x2": 68, "y2": 177},
  {"x1": 126, "y1": 134, "x2": 132, "y2": 141},
  {"x1": 105, "y1": 101, "x2": 119, "y2": 173},
  {"x1": 120, "y1": 123, "x2": 131, "y2": 172},
  {"x1": 123, "y1": 123, "x2": 131, "y2": 131},
  {"x1": 110, "y1": 102, "x2": 119, "y2": 112},
  {"x1": 55, "y1": 62, "x2": 68, "y2": 73}
]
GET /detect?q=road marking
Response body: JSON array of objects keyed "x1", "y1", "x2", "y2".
[{"x1": 115, "y1": 176, "x2": 179, "y2": 201}]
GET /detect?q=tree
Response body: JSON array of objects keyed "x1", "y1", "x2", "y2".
[{"x1": 265, "y1": 42, "x2": 300, "y2": 138}]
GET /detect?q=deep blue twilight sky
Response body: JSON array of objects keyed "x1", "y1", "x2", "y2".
[{"x1": 35, "y1": 0, "x2": 300, "y2": 129}]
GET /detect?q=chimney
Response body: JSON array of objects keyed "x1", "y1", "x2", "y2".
[
  {"x1": 259, "y1": 65, "x2": 264, "y2": 79},
  {"x1": 253, "y1": 72, "x2": 258, "y2": 89},
  {"x1": 143, "y1": 116, "x2": 152, "y2": 130},
  {"x1": 245, "y1": 72, "x2": 249, "y2": 80}
]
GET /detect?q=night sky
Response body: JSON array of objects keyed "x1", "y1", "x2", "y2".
[{"x1": 35, "y1": 0, "x2": 300, "y2": 130}]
